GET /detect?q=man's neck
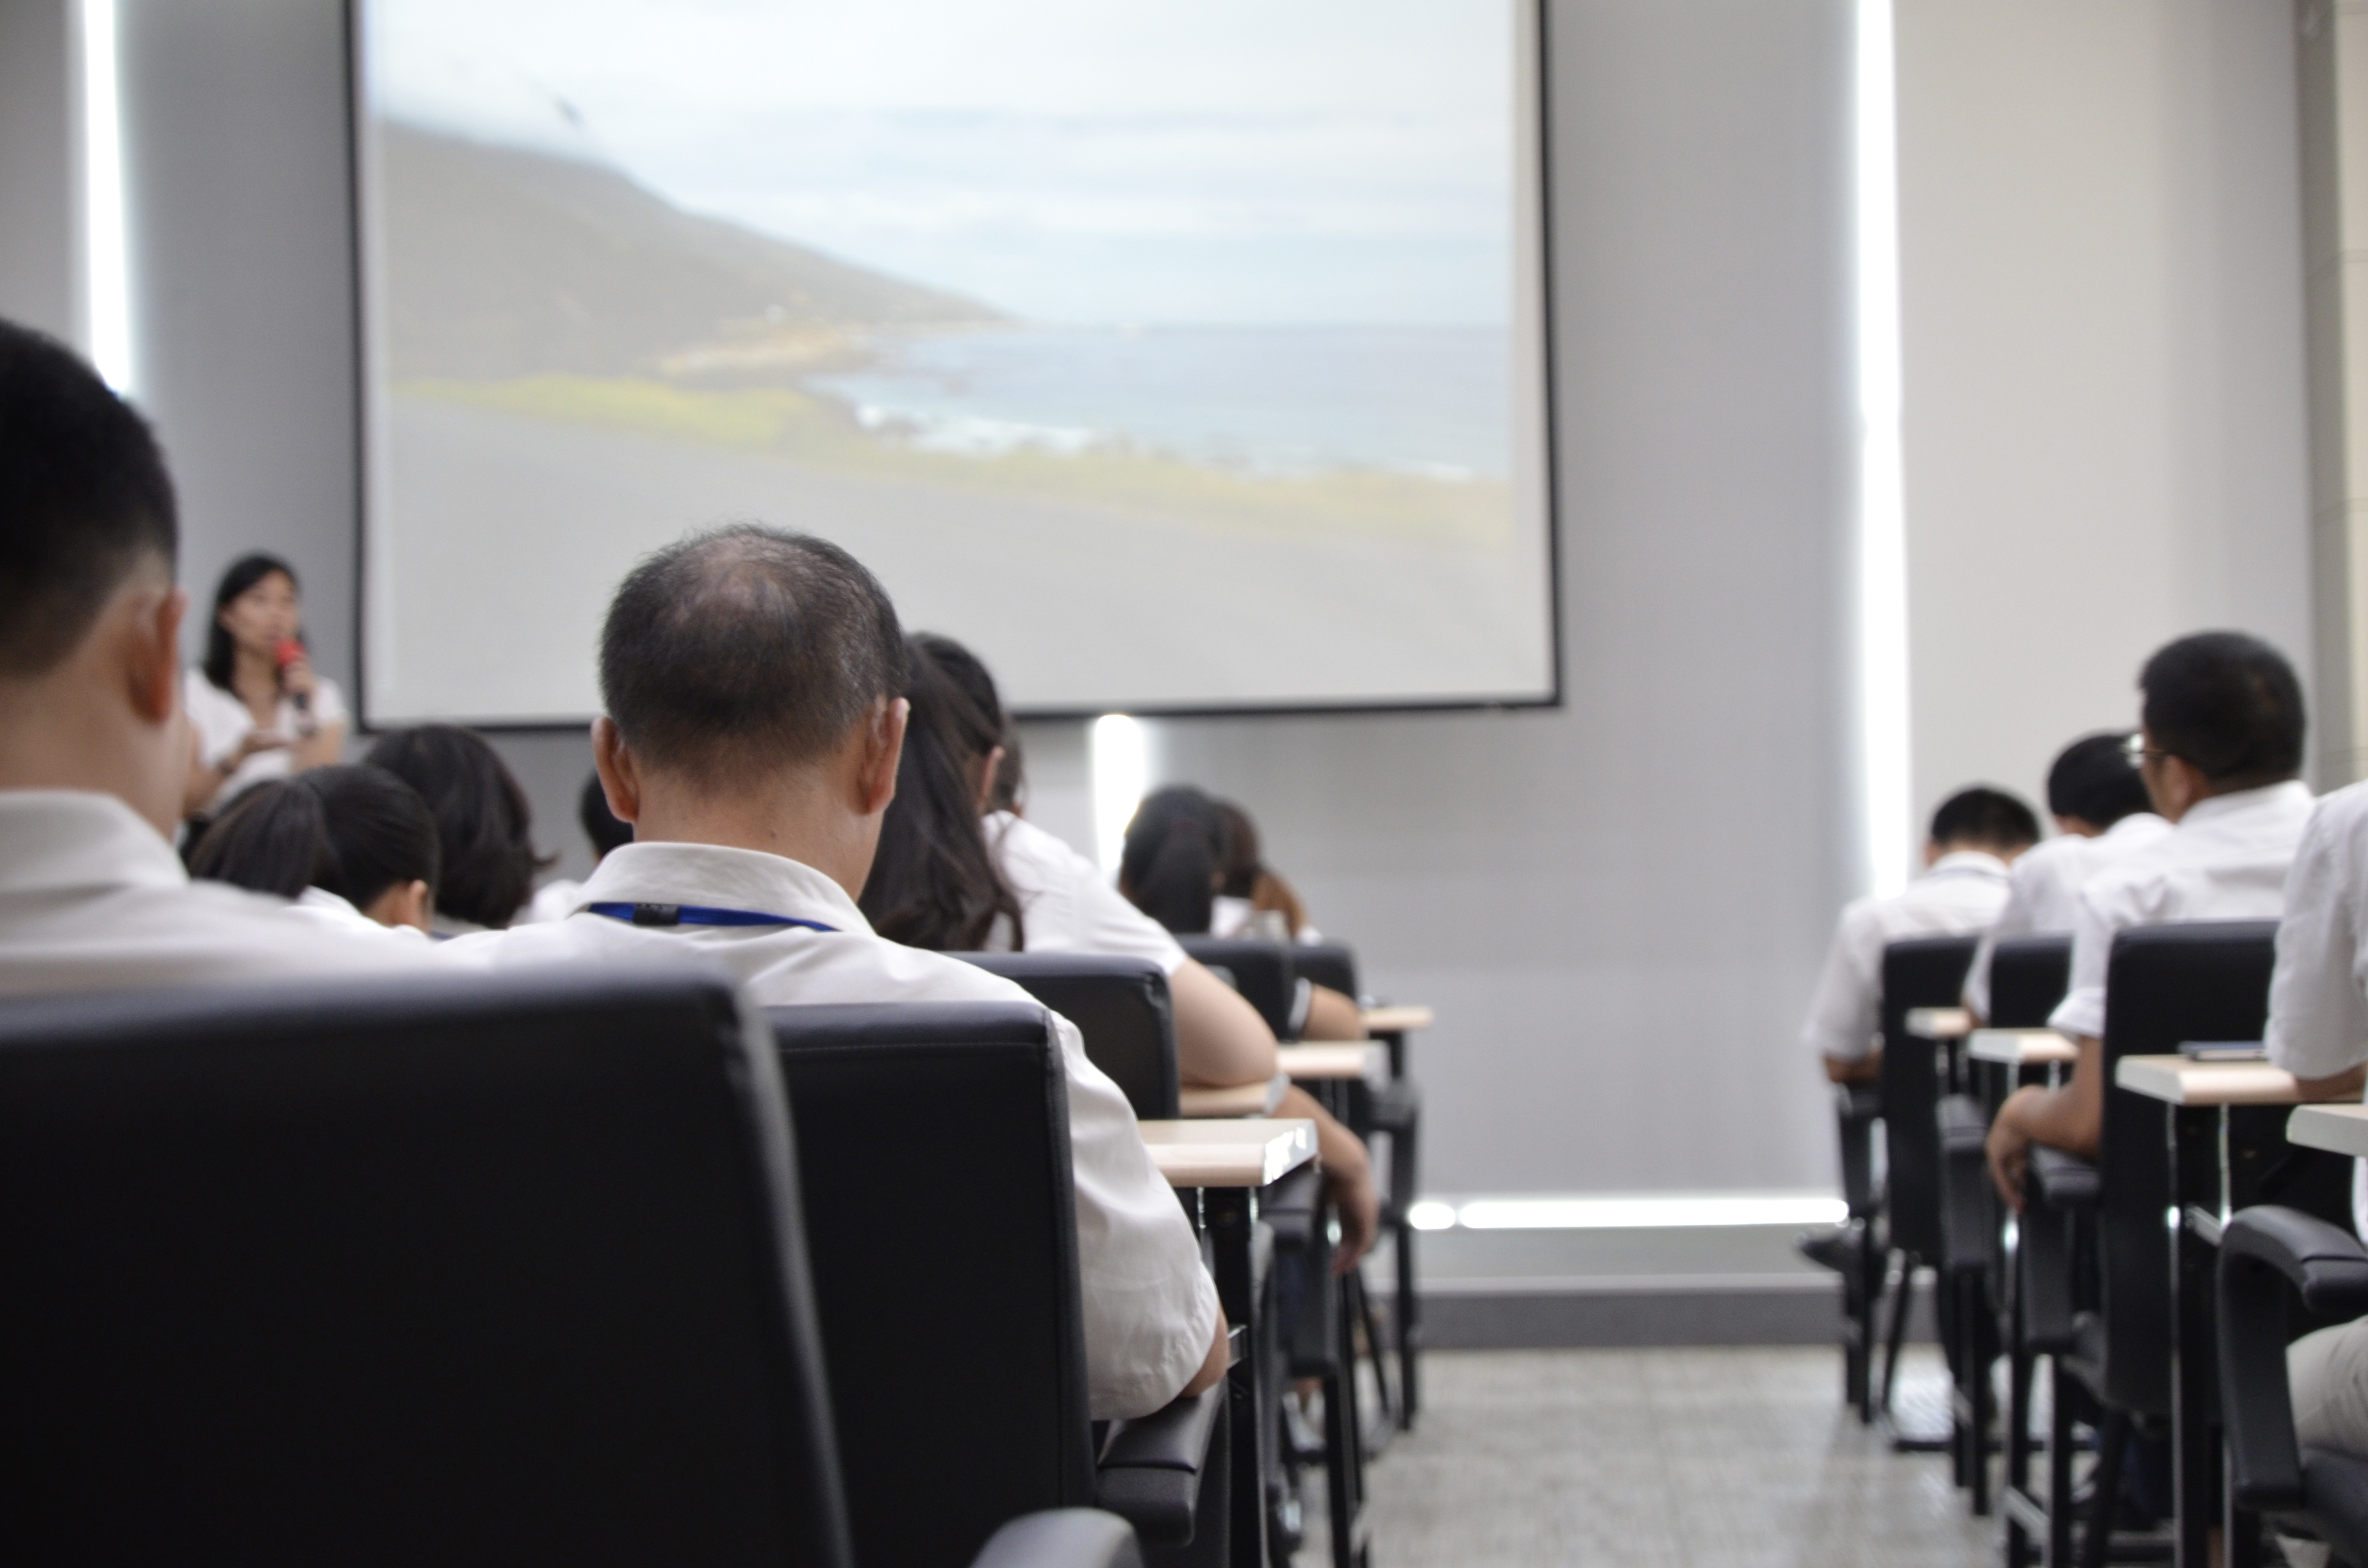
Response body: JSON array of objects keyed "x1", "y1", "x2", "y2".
[
  {"x1": 628, "y1": 776, "x2": 876, "y2": 898},
  {"x1": 0, "y1": 691, "x2": 177, "y2": 837}
]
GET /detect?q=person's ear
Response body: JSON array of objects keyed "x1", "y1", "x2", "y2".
[
  {"x1": 124, "y1": 585, "x2": 186, "y2": 726},
  {"x1": 853, "y1": 698, "x2": 908, "y2": 819},
  {"x1": 362, "y1": 878, "x2": 435, "y2": 933},
  {"x1": 1922, "y1": 838, "x2": 1943, "y2": 869},
  {"x1": 973, "y1": 744, "x2": 1006, "y2": 815},
  {"x1": 591, "y1": 717, "x2": 643, "y2": 825}
]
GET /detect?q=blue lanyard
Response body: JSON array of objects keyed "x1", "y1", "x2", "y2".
[{"x1": 587, "y1": 901, "x2": 837, "y2": 933}]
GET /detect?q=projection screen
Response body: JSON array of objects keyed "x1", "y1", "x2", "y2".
[{"x1": 354, "y1": 0, "x2": 1556, "y2": 722}]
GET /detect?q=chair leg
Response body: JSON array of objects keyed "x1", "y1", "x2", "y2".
[
  {"x1": 1966, "y1": 1272, "x2": 1992, "y2": 1516},
  {"x1": 2048, "y1": 1361, "x2": 2078, "y2": 1568},
  {"x1": 2004, "y1": 1329, "x2": 2035, "y2": 1566},
  {"x1": 2078, "y1": 1407, "x2": 2130, "y2": 1568},
  {"x1": 1390, "y1": 1111, "x2": 1420, "y2": 1430},
  {"x1": 1878, "y1": 1251, "x2": 1914, "y2": 1419}
]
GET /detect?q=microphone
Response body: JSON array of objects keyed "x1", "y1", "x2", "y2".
[{"x1": 275, "y1": 638, "x2": 311, "y2": 721}]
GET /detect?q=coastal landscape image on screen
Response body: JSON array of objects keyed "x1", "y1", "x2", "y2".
[{"x1": 359, "y1": 0, "x2": 1552, "y2": 722}]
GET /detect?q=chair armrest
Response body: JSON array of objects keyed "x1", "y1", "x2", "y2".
[
  {"x1": 1937, "y1": 1095, "x2": 1990, "y2": 1271},
  {"x1": 2218, "y1": 1207, "x2": 2368, "y2": 1512},
  {"x1": 2018, "y1": 1158, "x2": 2080, "y2": 1350},
  {"x1": 971, "y1": 1509, "x2": 1144, "y2": 1568},
  {"x1": 1836, "y1": 1084, "x2": 1882, "y2": 1218},
  {"x1": 1094, "y1": 1385, "x2": 1224, "y2": 1546},
  {"x1": 2029, "y1": 1147, "x2": 2098, "y2": 1211}
]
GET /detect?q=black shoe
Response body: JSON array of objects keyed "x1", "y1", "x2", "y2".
[{"x1": 1798, "y1": 1225, "x2": 1858, "y2": 1276}]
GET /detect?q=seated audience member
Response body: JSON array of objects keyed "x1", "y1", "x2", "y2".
[
  {"x1": 1800, "y1": 785, "x2": 2039, "y2": 1084},
  {"x1": 442, "y1": 525, "x2": 1225, "y2": 1419},
  {"x1": 861, "y1": 633, "x2": 1377, "y2": 1270},
  {"x1": 1962, "y1": 731, "x2": 2167, "y2": 1020},
  {"x1": 2261, "y1": 776, "x2": 2368, "y2": 1480},
  {"x1": 188, "y1": 765, "x2": 438, "y2": 937},
  {"x1": 520, "y1": 772, "x2": 634, "y2": 925},
  {"x1": 1987, "y1": 632, "x2": 2314, "y2": 1202},
  {"x1": 1120, "y1": 785, "x2": 1367, "y2": 1040},
  {"x1": 365, "y1": 724, "x2": 548, "y2": 936},
  {"x1": 0, "y1": 318, "x2": 429, "y2": 993},
  {"x1": 1212, "y1": 798, "x2": 1319, "y2": 943},
  {"x1": 181, "y1": 551, "x2": 348, "y2": 821}
]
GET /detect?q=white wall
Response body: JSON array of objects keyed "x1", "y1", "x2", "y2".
[
  {"x1": 1895, "y1": 0, "x2": 2315, "y2": 833},
  {"x1": 0, "y1": 0, "x2": 78, "y2": 343}
]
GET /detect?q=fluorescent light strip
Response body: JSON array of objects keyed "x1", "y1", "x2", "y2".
[
  {"x1": 1408, "y1": 1194, "x2": 1848, "y2": 1232},
  {"x1": 79, "y1": 0, "x2": 131, "y2": 393},
  {"x1": 1854, "y1": 0, "x2": 1911, "y2": 897},
  {"x1": 1089, "y1": 714, "x2": 1147, "y2": 876}
]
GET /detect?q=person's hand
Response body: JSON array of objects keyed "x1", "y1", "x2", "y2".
[
  {"x1": 1326, "y1": 1159, "x2": 1379, "y2": 1275},
  {"x1": 1986, "y1": 1088, "x2": 2037, "y2": 1211},
  {"x1": 278, "y1": 649, "x2": 317, "y2": 702}
]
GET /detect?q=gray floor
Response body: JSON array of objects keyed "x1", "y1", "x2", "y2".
[{"x1": 1304, "y1": 1344, "x2": 1997, "y2": 1567}]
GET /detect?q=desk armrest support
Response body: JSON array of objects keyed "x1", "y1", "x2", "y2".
[
  {"x1": 2029, "y1": 1147, "x2": 2099, "y2": 1212},
  {"x1": 1095, "y1": 1385, "x2": 1224, "y2": 1546},
  {"x1": 1836, "y1": 1084, "x2": 1882, "y2": 1218},
  {"x1": 971, "y1": 1509, "x2": 1145, "y2": 1568},
  {"x1": 2218, "y1": 1207, "x2": 2368, "y2": 1512}
]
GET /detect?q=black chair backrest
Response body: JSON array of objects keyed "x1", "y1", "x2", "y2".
[
  {"x1": 2096, "y1": 920, "x2": 2278, "y2": 1415},
  {"x1": 1292, "y1": 942, "x2": 1358, "y2": 1003},
  {"x1": 1176, "y1": 935, "x2": 1297, "y2": 1039},
  {"x1": 767, "y1": 1002, "x2": 1095, "y2": 1568},
  {"x1": 959, "y1": 952, "x2": 1180, "y2": 1119},
  {"x1": 1879, "y1": 935, "x2": 1982, "y2": 1259},
  {"x1": 0, "y1": 969, "x2": 848, "y2": 1567},
  {"x1": 1987, "y1": 933, "x2": 2072, "y2": 1029}
]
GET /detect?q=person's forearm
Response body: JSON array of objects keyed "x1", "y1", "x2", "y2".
[
  {"x1": 2295, "y1": 1063, "x2": 2368, "y2": 1101},
  {"x1": 1181, "y1": 1302, "x2": 1231, "y2": 1397},
  {"x1": 1279, "y1": 1085, "x2": 1369, "y2": 1182},
  {"x1": 2005, "y1": 1081, "x2": 2098, "y2": 1159},
  {"x1": 1823, "y1": 1049, "x2": 1880, "y2": 1084},
  {"x1": 292, "y1": 722, "x2": 345, "y2": 772},
  {"x1": 1170, "y1": 959, "x2": 1280, "y2": 1088}
]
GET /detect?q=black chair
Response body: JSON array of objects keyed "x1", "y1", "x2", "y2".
[
  {"x1": 2219, "y1": 1206, "x2": 2368, "y2": 1567},
  {"x1": 961, "y1": 951, "x2": 1182, "y2": 1120},
  {"x1": 1178, "y1": 935, "x2": 1299, "y2": 1040},
  {"x1": 766, "y1": 1002, "x2": 1229, "y2": 1568},
  {"x1": 0, "y1": 968, "x2": 852, "y2": 1566},
  {"x1": 1989, "y1": 933, "x2": 2073, "y2": 1029},
  {"x1": 1865, "y1": 934, "x2": 1982, "y2": 1431}
]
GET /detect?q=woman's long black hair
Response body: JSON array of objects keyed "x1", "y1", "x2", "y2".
[
  {"x1": 858, "y1": 634, "x2": 1023, "y2": 951},
  {"x1": 201, "y1": 552, "x2": 298, "y2": 692},
  {"x1": 364, "y1": 725, "x2": 548, "y2": 929},
  {"x1": 189, "y1": 765, "x2": 440, "y2": 908},
  {"x1": 1119, "y1": 785, "x2": 1231, "y2": 935}
]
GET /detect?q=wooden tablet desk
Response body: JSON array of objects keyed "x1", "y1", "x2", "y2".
[
  {"x1": 1968, "y1": 1029, "x2": 2078, "y2": 1068},
  {"x1": 2289, "y1": 1102, "x2": 2368, "y2": 1156},
  {"x1": 1140, "y1": 1118, "x2": 1317, "y2": 1190},
  {"x1": 1276, "y1": 1042, "x2": 1385, "y2": 1083},
  {"x1": 1360, "y1": 1004, "x2": 1433, "y2": 1035},
  {"x1": 1907, "y1": 1006, "x2": 1975, "y2": 1041},
  {"x1": 1178, "y1": 1074, "x2": 1289, "y2": 1120},
  {"x1": 2116, "y1": 1053, "x2": 2303, "y2": 1567}
]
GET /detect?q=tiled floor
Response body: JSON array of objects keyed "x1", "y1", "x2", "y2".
[{"x1": 1301, "y1": 1344, "x2": 1998, "y2": 1567}]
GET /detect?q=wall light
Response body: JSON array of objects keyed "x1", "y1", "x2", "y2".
[
  {"x1": 1854, "y1": 0, "x2": 1911, "y2": 897},
  {"x1": 1090, "y1": 714, "x2": 1147, "y2": 876},
  {"x1": 78, "y1": 0, "x2": 132, "y2": 393}
]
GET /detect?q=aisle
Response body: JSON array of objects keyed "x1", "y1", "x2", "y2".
[{"x1": 1304, "y1": 1344, "x2": 1995, "y2": 1567}]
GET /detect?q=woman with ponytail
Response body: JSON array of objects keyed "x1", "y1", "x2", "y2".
[
  {"x1": 188, "y1": 765, "x2": 439, "y2": 936},
  {"x1": 871, "y1": 634, "x2": 1378, "y2": 1273}
]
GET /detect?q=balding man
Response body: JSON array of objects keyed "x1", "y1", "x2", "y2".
[{"x1": 447, "y1": 524, "x2": 1224, "y2": 1421}]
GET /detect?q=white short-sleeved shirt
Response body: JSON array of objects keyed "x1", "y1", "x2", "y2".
[
  {"x1": 984, "y1": 812, "x2": 1187, "y2": 976},
  {"x1": 288, "y1": 886, "x2": 434, "y2": 944},
  {"x1": 183, "y1": 667, "x2": 349, "y2": 812},
  {"x1": 441, "y1": 838, "x2": 1219, "y2": 1420},
  {"x1": 1964, "y1": 814, "x2": 2171, "y2": 1020},
  {"x1": 2261, "y1": 784, "x2": 2368, "y2": 1237},
  {"x1": 2048, "y1": 781, "x2": 2315, "y2": 1040},
  {"x1": 0, "y1": 789, "x2": 440, "y2": 998},
  {"x1": 1800, "y1": 851, "x2": 2014, "y2": 1063}
]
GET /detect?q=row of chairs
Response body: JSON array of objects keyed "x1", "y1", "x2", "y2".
[{"x1": 1834, "y1": 921, "x2": 2368, "y2": 1566}]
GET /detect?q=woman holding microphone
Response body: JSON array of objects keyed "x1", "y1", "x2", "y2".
[{"x1": 183, "y1": 553, "x2": 347, "y2": 819}]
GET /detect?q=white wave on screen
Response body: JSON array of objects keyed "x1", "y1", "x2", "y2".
[{"x1": 853, "y1": 403, "x2": 1102, "y2": 459}]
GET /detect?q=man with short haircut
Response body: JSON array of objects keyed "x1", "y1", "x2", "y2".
[
  {"x1": 1962, "y1": 731, "x2": 2167, "y2": 1022},
  {"x1": 1800, "y1": 786, "x2": 2040, "y2": 1084},
  {"x1": 447, "y1": 525, "x2": 1224, "y2": 1420},
  {"x1": 1987, "y1": 632, "x2": 2314, "y2": 1202},
  {"x1": 0, "y1": 319, "x2": 430, "y2": 995}
]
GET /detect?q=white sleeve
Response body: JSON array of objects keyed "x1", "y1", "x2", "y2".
[
  {"x1": 2046, "y1": 881, "x2": 2117, "y2": 1040},
  {"x1": 1075, "y1": 864, "x2": 1189, "y2": 976},
  {"x1": 182, "y1": 669, "x2": 249, "y2": 767},
  {"x1": 1800, "y1": 902, "x2": 1880, "y2": 1063},
  {"x1": 2267, "y1": 799, "x2": 2368, "y2": 1079},
  {"x1": 1055, "y1": 1011, "x2": 1220, "y2": 1419},
  {"x1": 311, "y1": 674, "x2": 350, "y2": 729}
]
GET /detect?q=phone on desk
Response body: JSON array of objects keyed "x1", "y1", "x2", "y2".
[{"x1": 2178, "y1": 1041, "x2": 2267, "y2": 1062}]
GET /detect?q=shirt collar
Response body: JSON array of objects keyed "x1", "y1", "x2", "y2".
[
  {"x1": 1924, "y1": 849, "x2": 2010, "y2": 881},
  {"x1": 2103, "y1": 812, "x2": 2167, "y2": 840},
  {"x1": 573, "y1": 840, "x2": 875, "y2": 935},
  {"x1": 0, "y1": 788, "x2": 187, "y2": 897},
  {"x1": 2176, "y1": 779, "x2": 2314, "y2": 829}
]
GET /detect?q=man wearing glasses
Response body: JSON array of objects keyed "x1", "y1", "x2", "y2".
[{"x1": 1984, "y1": 631, "x2": 2314, "y2": 1204}]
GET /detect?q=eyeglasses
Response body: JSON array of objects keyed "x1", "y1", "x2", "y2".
[{"x1": 2121, "y1": 734, "x2": 2170, "y2": 767}]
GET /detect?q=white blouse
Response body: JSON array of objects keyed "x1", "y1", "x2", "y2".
[{"x1": 183, "y1": 667, "x2": 348, "y2": 812}]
